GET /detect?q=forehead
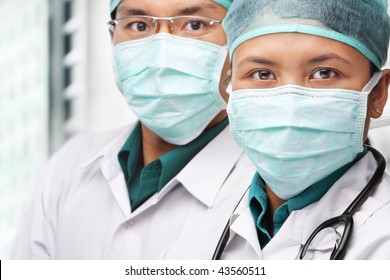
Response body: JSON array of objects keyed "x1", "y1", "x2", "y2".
[
  {"x1": 233, "y1": 32, "x2": 369, "y2": 66},
  {"x1": 117, "y1": 0, "x2": 224, "y2": 17}
]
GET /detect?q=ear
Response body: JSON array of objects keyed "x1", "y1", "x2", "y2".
[
  {"x1": 109, "y1": 25, "x2": 114, "y2": 42},
  {"x1": 370, "y1": 68, "x2": 390, "y2": 118}
]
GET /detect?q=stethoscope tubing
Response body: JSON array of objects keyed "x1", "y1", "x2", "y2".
[
  {"x1": 212, "y1": 186, "x2": 249, "y2": 260},
  {"x1": 298, "y1": 145, "x2": 386, "y2": 259},
  {"x1": 343, "y1": 146, "x2": 386, "y2": 215}
]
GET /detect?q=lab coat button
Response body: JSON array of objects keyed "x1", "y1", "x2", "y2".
[{"x1": 124, "y1": 221, "x2": 134, "y2": 229}]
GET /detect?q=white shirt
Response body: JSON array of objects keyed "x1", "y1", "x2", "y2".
[
  {"x1": 10, "y1": 124, "x2": 255, "y2": 259},
  {"x1": 220, "y1": 150, "x2": 390, "y2": 260}
]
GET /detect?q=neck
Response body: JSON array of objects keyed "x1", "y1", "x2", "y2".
[
  {"x1": 141, "y1": 124, "x2": 176, "y2": 166},
  {"x1": 140, "y1": 111, "x2": 227, "y2": 166},
  {"x1": 206, "y1": 110, "x2": 227, "y2": 129},
  {"x1": 265, "y1": 184, "x2": 286, "y2": 235}
]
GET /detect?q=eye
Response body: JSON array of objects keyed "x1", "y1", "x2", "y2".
[
  {"x1": 252, "y1": 70, "x2": 276, "y2": 80},
  {"x1": 126, "y1": 21, "x2": 151, "y2": 32},
  {"x1": 183, "y1": 20, "x2": 207, "y2": 31},
  {"x1": 311, "y1": 69, "x2": 338, "y2": 80}
]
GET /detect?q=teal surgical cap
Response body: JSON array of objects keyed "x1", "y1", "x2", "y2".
[
  {"x1": 223, "y1": 0, "x2": 390, "y2": 68},
  {"x1": 110, "y1": 0, "x2": 233, "y2": 13},
  {"x1": 110, "y1": 0, "x2": 120, "y2": 12}
]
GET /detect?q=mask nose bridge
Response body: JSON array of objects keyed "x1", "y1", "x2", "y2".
[{"x1": 150, "y1": 35, "x2": 172, "y2": 67}]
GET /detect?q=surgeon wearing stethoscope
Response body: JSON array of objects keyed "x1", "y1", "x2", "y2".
[{"x1": 213, "y1": 0, "x2": 390, "y2": 259}]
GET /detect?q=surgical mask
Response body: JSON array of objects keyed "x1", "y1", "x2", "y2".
[
  {"x1": 113, "y1": 34, "x2": 227, "y2": 145},
  {"x1": 227, "y1": 72, "x2": 382, "y2": 200}
]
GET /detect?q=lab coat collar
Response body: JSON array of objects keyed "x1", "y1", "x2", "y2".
[
  {"x1": 80, "y1": 124, "x2": 136, "y2": 171},
  {"x1": 79, "y1": 124, "x2": 244, "y2": 213},
  {"x1": 163, "y1": 126, "x2": 245, "y2": 208},
  {"x1": 79, "y1": 124, "x2": 136, "y2": 218},
  {"x1": 230, "y1": 200, "x2": 263, "y2": 258}
]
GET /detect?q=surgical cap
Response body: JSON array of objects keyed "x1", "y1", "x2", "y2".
[
  {"x1": 223, "y1": 0, "x2": 390, "y2": 68},
  {"x1": 110, "y1": 0, "x2": 233, "y2": 13}
]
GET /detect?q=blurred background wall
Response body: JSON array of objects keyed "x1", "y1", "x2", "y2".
[
  {"x1": 0, "y1": 0, "x2": 50, "y2": 258},
  {"x1": 0, "y1": 0, "x2": 134, "y2": 258},
  {"x1": 0, "y1": 0, "x2": 389, "y2": 258}
]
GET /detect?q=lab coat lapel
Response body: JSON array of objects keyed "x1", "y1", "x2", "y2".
[
  {"x1": 266, "y1": 151, "x2": 379, "y2": 259},
  {"x1": 157, "y1": 127, "x2": 255, "y2": 259},
  {"x1": 101, "y1": 157, "x2": 131, "y2": 218},
  {"x1": 262, "y1": 209, "x2": 339, "y2": 259},
  {"x1": 229, "y1": 204, "x2": 263, "y2": 259},
  {"x1": 173, "y1": 127, "x2": 246, "y2": 207},
  {"x1": 81, "y1": 124, "x2": 136, "y2": 218},
  {"x1": 227, "y1": 204, "x2": 309, "y2": 259},
  {"x1": 134, "y1": 127, "x2": 246, "y2": 211}
]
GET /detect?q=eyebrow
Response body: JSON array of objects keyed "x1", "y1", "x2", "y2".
[
  {"x1": 177, "y1": 3, "x2": 218, "y2": 16},
  {"x1": 308, "y1": 53, "x2": 352, "y2": 65},
  {"x1": 116, "y1": 8, "x2": 148, "y2": 17},
  {"x1": 238, "y1": 53, "x2": 353, "y2": 67},
  {"x1": 116, "y1": 3, "x2": 218, "y2": 18},
  {"x1": 238, "y1": 56, "x2": 280, "y2": 67}
]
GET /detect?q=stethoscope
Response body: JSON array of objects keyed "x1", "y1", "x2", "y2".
[{"x1": 212, "y1": 145, "x2": 386, "y2": 260}]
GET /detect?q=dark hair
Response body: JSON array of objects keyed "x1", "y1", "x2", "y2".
[
  {"x1": 370, "y1": 62, "x2": 379, "y2": 75},
  {"x1": 111, "y1": 10, "x2": 116, "y2": 20}
]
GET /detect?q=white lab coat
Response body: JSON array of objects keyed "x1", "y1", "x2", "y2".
[
  {"x1": 10, "y1": 124, "x2": 255, "y2": 259},
  {"x1": 220, "y1": 150, "x2": 390, "y2": 259}
]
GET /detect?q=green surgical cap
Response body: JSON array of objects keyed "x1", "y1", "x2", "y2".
[
  {"x1": 212, "y1": 0, "x2": 233, "y2": 9},
  {"x1": 110, "y1": 0, "x2": 121, "y2": 13},
  {"x1": 223, "y1": 0, "x2": 390, "y2": 68},
  {"x1": 110, "y1": 0, "x2": 233, "y2": 13}
]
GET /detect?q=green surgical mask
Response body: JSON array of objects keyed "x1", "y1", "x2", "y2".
[
  {"x1": 113, "y1": 34, "x2": 227, "y2": 145},
  {"x1": 227, "y1": 72, "x2": 382, "y2": 199}
]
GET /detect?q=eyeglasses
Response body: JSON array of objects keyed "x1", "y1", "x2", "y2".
[{"x1": 108, "y1": 15, "x2": 222, "y2": 40}]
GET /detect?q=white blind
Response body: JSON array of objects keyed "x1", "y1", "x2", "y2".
[
  {"x1": 0, "y1": 0, "x2": 49, "y2": 258},
  {"x1": 50, "y1": 0, "x2": 88, "y2": 151}
]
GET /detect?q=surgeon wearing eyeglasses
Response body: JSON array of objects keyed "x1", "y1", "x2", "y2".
[
  {"x1": 11, "y1": 0, "x2": 255, "y2": 259},
  {"x1": 211, "y1": 0, "x2": 390, "y2": 259}
]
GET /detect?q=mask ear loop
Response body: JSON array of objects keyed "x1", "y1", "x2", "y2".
[
  {"x1": 367, "y1": 72, "x2": 390, "y2": 129},
  {"x1": 362, "y1": 71, "x2": 382, "y2": 92},
  {"x1": 370, "y1": 116, "x2": 390, "y2": 129}
]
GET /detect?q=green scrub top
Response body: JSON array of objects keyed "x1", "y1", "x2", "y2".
[
  {"x1": 118, "y1": 118, "x2": 229, "y2": 211},
  {"x1": 249, "y1": 148, "x2": 368, "y2": 249}
]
